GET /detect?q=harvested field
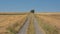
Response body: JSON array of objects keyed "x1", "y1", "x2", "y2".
[
  {"x1": 0, "y1": 14, "x2": 28, "y2": 34},
  {"x1": 35, "y1": 13, "x2": 60, "y2": 34}
]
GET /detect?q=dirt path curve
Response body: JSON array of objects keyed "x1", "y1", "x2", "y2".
[{"x1": 18, "y1": 16, "x2": 30, "y2": 34}]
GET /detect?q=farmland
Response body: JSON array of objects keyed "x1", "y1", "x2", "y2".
[
  {"x1": 0, "y1": 13, "x2": 28, "y2": 34},
  {"x1": 35, "y1": 13, "x2": 60, "y2": 34},
  {"x1": 0, "y1": 13, "x2": 60, "y2": 34}
]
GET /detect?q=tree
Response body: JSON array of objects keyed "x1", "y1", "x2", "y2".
[{"x1": 30, "y1": 10, "x2": 34, "y2": 13}]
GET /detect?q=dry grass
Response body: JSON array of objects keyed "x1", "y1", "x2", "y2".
[
  {"x1": 0, "y1": 14, "x2": 27, "y2": 34},
  {"x1": 35, "y1": 13, "x2": 60, "y2": 34}
]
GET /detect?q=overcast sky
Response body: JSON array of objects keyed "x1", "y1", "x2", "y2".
[{"x1": 0, "y1": 0, "x2": 60, "y2": 12}]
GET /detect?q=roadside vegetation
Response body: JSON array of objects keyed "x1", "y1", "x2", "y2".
[
  {"x1": 27, "y1": 14, "x2": 35, "y2": 34},
  {"x1": 6, "y1": 15, "x2": 28, "y2": 34}
]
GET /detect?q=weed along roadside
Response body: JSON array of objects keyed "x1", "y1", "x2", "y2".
[
  {"x1": 35, "y1": 14, "x2": 59, "y2": 34},
  {"x1": 6, "y1": 15, "x2": 28, "y2": 34},
  {"x1": 27, "y1": 14, "x2": 35, "y2": 34}
]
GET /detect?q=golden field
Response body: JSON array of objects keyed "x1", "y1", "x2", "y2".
[
  {"x1": 0, "y1": 13, "x2": 28, "y2": 34},
  {"x1": 35, "y1": 13, "x2": 60, "y2": 34}
]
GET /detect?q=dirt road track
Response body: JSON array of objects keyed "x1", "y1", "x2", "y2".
[
  {"x1": 18, "y1": 14, "x2": 45, "y2": 34},
  {"x1": 33, "y1": 17, "x2": 45, "y2": 34},
  {"x1": 18, "y1": 16, "x2": 30, "y2": 34}
]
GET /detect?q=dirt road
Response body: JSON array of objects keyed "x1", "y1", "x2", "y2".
[
  {"x1": 18, "y1": 14, "x2": 45, "y2": 34},
  {"x1": 18, "y1": 16, "x2": 30, "y2": 34}
]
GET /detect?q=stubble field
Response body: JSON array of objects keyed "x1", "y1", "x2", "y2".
[
  {"x1": 0, "y1": 13, "x2": 28, "y2": 34},
  {"x1": 0, "y1": 13, "x2": 60, "y2": 34},
  {"x1": 35, "y1": 13, "x2": 60, "y2": 34}
]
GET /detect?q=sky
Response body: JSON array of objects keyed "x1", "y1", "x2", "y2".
[{"x1": 0, "y1": 0, "x2": 60, "y2": 12}]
